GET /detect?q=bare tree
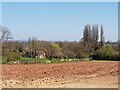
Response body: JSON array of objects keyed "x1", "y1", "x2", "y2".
[
  {"x1": 0, "y1": 26, "x2": 13, "y2": 41},
  {"x1": 0, "y1": 26, "x2": 21, "y2": 62}
]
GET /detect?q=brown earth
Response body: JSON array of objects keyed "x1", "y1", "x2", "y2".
[{"x1": 1, "y1": 61, "x2": 119, "y2": 88}]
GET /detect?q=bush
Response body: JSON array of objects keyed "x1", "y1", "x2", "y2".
[
  {"x1": 3, "y1": 49, "x2": 20, "y2": 63},
  {"x1": 92, "y1": 46, "x2": 119, "y2": 60}
]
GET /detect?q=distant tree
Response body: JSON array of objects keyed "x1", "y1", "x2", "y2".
[
  {"x1": 83, "y1": 24, "x2": 90, "y2": 43},
  {"x1": 63, "y1": 50, "x2": 76, "y2": 59},
  {"x1": 0, "y1": 26, "x2": 13, "y2": 43},
  {"x1": 92, "y1": 25, "x2": 99, "y2": 50},
  {"x1": 92, "y1": 46, "x2": 119, "y2": 60},
  {"x1": 82, "y1": 24, "x2": 100, "y2": 52},
  {"x1": 46, "y1": 43, "x2": 62, "y2": 59},
  {"x1": 0, "y1": 26, "x2": 21, "y2": 62},
  {"x1": 0, "y1": 26, "x2": 13, "y2": 57},
  {"x1": 100, "y1": 25, "x2": 105, "y2": 47}
]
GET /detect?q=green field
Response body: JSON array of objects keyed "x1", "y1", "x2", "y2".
[
  {"x1": 1, "y1": 57, "x2": 87, "y2": 64},
  {"x1": 1, "y1": 56, "x2": 119, "y2": 64},
  {"x1": 20, "y1": 57, "x2": 49, "y2": 61}
]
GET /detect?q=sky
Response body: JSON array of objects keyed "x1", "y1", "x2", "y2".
[
  {"x1": 2, "y1": 2, "x2": 118, "y2": 42},
  {"x1": 0, "y1": 2, "x2": 2, "y2": 25}
]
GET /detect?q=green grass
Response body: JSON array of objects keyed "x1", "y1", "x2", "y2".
[
  {"x1": 92, "y1": 60, "x2": 119, "y2": 62},
  {"x1": 19, "y1": 57, "x2": 82, "y2": 64},
  {"x1": 1, "y1": 57, "x2": 8, "y2": 64},
  {"x1": 20, "y1": 57, "x2": 48, "y2": 61},
  {"x1": 19, "y1": 57, "x2": 49, "y2": 64},
  {"x1": 2, "y1": 56, "x2": 119, "y2": 64}
]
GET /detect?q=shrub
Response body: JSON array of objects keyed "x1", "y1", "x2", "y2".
[{"x1": 92, "y1": 46, "x2": 119, "y2": 60}]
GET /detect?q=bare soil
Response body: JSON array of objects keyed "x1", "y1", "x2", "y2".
[{"x1": 1, "y1": 61, "x2": 119, "y2": 88}]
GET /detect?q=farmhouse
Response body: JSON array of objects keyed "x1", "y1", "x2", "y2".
[
  {"x1": 24, "y1": 51, "x2": 46, "y2": 58},
  {"x1": 35, "y1": 51, "x2": 46, "y2": 58}
]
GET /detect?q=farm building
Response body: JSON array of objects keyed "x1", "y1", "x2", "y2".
[{"x1": 24, "y1": 51, "x2": 46, "y2": 58}]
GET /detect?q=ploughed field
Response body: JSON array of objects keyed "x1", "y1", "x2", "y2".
[{"x1": 1, "y1": 61, "x2": 119, "y2": 88}]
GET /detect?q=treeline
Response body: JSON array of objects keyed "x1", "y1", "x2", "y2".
[{"x1": 0, "y1": 25, "x2": 119, "y2": 63}]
